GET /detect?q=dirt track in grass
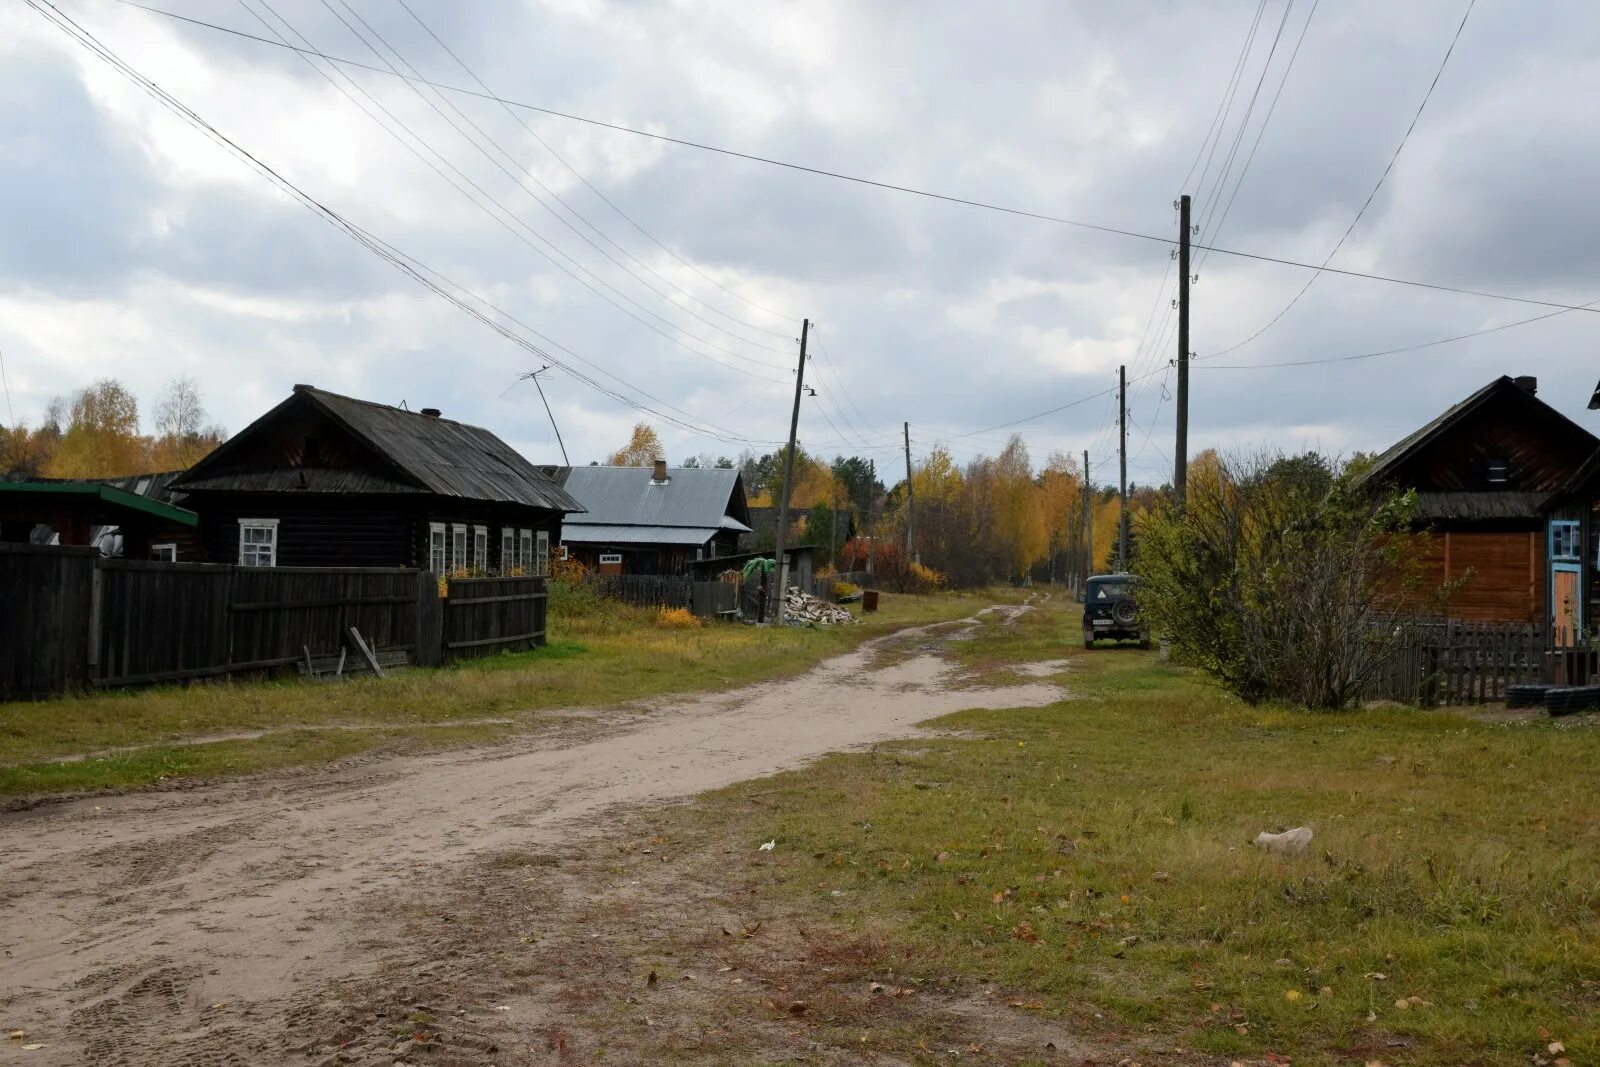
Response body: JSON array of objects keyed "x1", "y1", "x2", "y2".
[{"x1": 0, "y1": 608, "x2": 1063, "y2": 1065}]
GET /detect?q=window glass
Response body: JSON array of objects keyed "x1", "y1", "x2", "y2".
[
  {"x1": 1552, "y1": 520, "x2": 1580, "y2": 561},
  {"x1": 1091, "y1": 580, "x2": 1132, "y2": 600},
  {"x1": 238, "y1": 520, "x2": 277, "y2": 567},
  {"x1": 450, "y1": 524, "x2": 467, "y2": 572},
  {"x1": 519, "y1": 529, "x2": 533, "y2": 569},
  {"x1": 472, "y1": 526, "x2": 488, "y2": 571},
  {"x1": 429, "y1": 523, "x2": 446, "y2": 575},
  {"x1": 535, "y1": 530, "x2": 550, "y2": 576},
  {"x1": 501, "y1": 527, "x2": 515, "y2": 573}
]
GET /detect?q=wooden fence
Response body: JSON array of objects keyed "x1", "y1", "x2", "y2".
[
  {"x1": 0, "y1": 545, "x2": 546, "y2": 700},
  {"x1": 813, "y1": 570, "x2": 870, "y2": 603},
  {"x1": 443, "y1": 575, "x2": 547, "y2": 661},
  {"x1": 1362, "y1": 618, "x2": 1598, "y2": 706}
]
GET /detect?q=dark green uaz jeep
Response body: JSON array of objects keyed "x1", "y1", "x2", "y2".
[{"x1": 1081, "y1": 574, "x2": 1149, "y2": 650}]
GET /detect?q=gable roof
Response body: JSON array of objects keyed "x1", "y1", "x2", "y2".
[
  {"x1": 173, "y1": 385, "x2": 582, "y2": 512},
  {"x1": 551, "y1": 465, "x2": 750, "y2": 532},
  {"x1": 0, "y1": 480, "x2": 198, "y2": 526},
  {"x1": 1362, "y1": 376, "x2": 1600, "y2": 488}
]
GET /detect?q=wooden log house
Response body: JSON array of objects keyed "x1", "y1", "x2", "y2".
[
  {"x1": 167, "y1": 385, "x2": 583, "y2": 574},
  {"x1": 1363, "y1": 374, "x2": 1600, "y2": 634}
]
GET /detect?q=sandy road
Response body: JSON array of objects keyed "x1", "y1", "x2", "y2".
[{"x1": 0, "y1": 611, "x2": 1063, "y2": 1065}]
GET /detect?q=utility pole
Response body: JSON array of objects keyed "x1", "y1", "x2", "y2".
[
  {"x1": 1082, "y1": 450, "x2": 1092, "y2": 587},
  {"x1": 522, "y1": 365, "x2": 568, "y2": 466},
  {"x1": 1173, "y1": 193, "x2": 1192, "y2": 501},
  {"x1": 1118, "y1": 364, "x2": 1129, "y2": 571},
  {"x1": 865, "y1": 458, "x2": 876, "y2": 580},
  {"x1": 903, "y1": 422, "x2": 917, "y2": 566},
  {"x1": 771, "y1": 318, "x2": 809, "y2": 624},
  {"x1": 830, "y1": 486, "x2": 839, "y2": 569}
]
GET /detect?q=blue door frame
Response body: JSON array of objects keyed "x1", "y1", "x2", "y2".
[{"x1": 1549, "y1": 519, "x2": 1583, "y2": 632}]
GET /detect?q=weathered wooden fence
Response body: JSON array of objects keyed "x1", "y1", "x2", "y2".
[
  {"x1": 0, "y1": 545, "x2": 547, "y2": 699},
  {"x1": 588, "y1": 573, "x2": 693, "y2": 609},
  {"x1": 1362, "y1": 618, "x2": 1598, "y2": 706},
  {"x1": 442, "y1": 575, "x2": 547, "y2": 661}
]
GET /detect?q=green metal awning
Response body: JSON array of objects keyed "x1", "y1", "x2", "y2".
[{"x1": 0, "y1": 481, "x2": 199, "y2": 525}]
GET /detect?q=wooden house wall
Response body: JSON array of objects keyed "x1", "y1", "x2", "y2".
[
  {"x1": 1394, "y1": 401, "x2": 1592, "y2": 493},
  {"x1": 1409, "y1": 529, "x2": 1544, "y2": 622},
  {"x1": 562, "y1": 534, "x2": 734, "y2": 576}
]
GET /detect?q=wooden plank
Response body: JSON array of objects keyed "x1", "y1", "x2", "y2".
[
  {"x1": 445, "y1": 629, "x2": 545, "y2": 650},
  {"x1": 230, "y1": 594, "x2": 417, "y2": 612},
  {"x1": 443, "y1": 591, "x2": 547, "y2": 607},
  {"x1": 346, "y1": 627, "x2": 384, "y2": 678}
]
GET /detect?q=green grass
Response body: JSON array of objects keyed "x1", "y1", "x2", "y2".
[
  {"x1": 0, "y1": 589, "x2": 1000, "y2": 796},
  {"x1": 696, "y1": 597, "x2": 1600, "y2": 1065}
]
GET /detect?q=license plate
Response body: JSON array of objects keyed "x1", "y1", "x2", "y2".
[{"x1": 1092, "y1": 619, "x2": 1112, "y2": 628}]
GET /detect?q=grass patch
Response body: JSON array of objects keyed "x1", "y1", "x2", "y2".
[
  {"x1": 0, "y1": 589, "x2": 998, "y2": 796},
  {"x1": 690, "y1": 598, "x2": 1600, "y2": 1065}
]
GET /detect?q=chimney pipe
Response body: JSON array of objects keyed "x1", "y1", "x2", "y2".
[
  {"x1": 1589, "y1": 378, "x2": 1600, "y2": 410},
  {"x1": 1513, "y1": 375, "x2": 1538, "y2": 395},
  {"x1": 420, "y1": 407, "x2": 442, "y2": 418},
  {"x1": 651, "y1": 458, "x2": 669, "y2": 483}
]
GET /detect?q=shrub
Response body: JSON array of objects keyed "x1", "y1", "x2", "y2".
[
  {"x1": 656, "y1": 606, "x2": 702, "y2": 629},
  {"x1": 906, "y1": 560, "x2": 949, "y2": 592},
  {"x1": 1133, "y1": 450, "x2": 1440, "y2": 709},
  {"x1": 833, "y1": 580, "x2": 862, "y2": 601},
  {"x1": 547, "y1": 576, "x2": 601, "y2": 619},
  {"x1": 549, "y1": 555, "x2": 588, "y2": 584}
]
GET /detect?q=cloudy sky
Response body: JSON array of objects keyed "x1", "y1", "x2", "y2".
[{"x1": 3, "y1": 0, "x2": 1598, "y2": 485}]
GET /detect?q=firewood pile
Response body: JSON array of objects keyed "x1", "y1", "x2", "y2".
[{"x1": 783, "y1": 586, "x2": 857, "y2": 625}]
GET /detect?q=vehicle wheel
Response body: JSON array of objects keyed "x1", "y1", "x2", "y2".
[
  {"x1": 1139, "y1": 635, "x2": 1151, "y2": 651},
  {"x1": 1083, "y1": 631, "x2": 1095, "y2": 650}
]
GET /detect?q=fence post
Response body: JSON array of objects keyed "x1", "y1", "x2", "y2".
[{"x1": 415, "y1": 570, "x2": 443, "y2": 667}]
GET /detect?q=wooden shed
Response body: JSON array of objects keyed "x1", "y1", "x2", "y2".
[
  {"x1": 167, "y1": 385, "x2": 583, "y2": 573},
  {"x1": 1363, "y1": 375, "x2": 1599, "y2": 625}
]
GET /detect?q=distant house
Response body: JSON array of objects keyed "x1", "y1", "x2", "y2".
[
  {"x1": 0, "y1": 472, "x2": 197, "y2": 559},
  {"x1": 167, "y1": 384, "x2": 582, "y2": 572},
  {"x1": 1363, "y1": 375, "x2": 1599, "y2": 630},
  {"x1": 551, "y1": 460, "x2": 751, "y2": 574}
]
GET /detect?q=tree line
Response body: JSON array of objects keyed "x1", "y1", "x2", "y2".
[{"x1": 0, "y1": 378, "x2": 227, "y2": 480}]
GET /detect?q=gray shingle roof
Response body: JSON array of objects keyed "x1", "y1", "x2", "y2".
[
  {"x1": 174, "y1": 385, "x2": 583, "y2": 513},
  {"x1": 552, "y1": 465, "x2": 749, "y2": 532}
]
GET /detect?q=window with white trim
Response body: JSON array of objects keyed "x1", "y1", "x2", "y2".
[
  {"x1": 599, "y1": 552, "x2": 622, "y2": 565},
  {"x1": 151, "y1": 543, "x2": 177, "y2": 562},
  {"x1": 559, "y1": 544, "x2": 569, "y2": 561},
  {"x1": 535, "y1": 530, "x2": 550, "y2": 576},
  {"x1": 518, "y1": 528, "x2": 533, "y2": 570},
  {"x1": 450, "y1": 524, "x2": 467, "y2": 572},
  {"x1": 428, "y1": 522, "x2": 446, "y2": 575},
  {"x1": 472, "y1": 526, "x2": 488, "y2": 571},
  {"x1": 501, "y1": 527, "x2": 515, "y2": 573},
  {"x1": 238, "y1": 519, "x2": 278, "y2": 567}
]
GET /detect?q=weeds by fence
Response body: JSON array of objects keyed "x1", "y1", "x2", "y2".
[{"x1": 1363, "y1": 617, "x2": 1597, "y2": 706}]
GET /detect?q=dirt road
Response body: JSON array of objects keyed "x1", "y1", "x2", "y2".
[{"x1": 0, "y1": 611, "x2": 1063, "y2": 1064}]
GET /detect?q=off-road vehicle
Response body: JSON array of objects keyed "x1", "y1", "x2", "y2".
[{"x1": 1081, "y1": 573, "x2": 1148, "y2": 649}]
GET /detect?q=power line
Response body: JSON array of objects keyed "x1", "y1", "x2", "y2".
[
  {"x1": 0, "y1": 347, "x2": 16, "y2": 430},
  {"x1": 241, "y1": 0, "x2": 791, "y2": 379},
  {"x1": 29, "y1": 0, "x2": 780, "y2": 451},
  {"x1": 1207, "y1": 0, "x2": 1477, "y2": 358},
  {"x1": 104, "y1": 0, "x2": 1598, "y2": 318},
  {"x1": 391, "y1": 0, "x2": 800, "y2": 330},
  {"x1": 1198, "y1": 297, "x2": 1600, "y2": 371}
]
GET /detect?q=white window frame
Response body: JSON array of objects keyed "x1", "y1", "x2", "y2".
[
  {"x1": 535, "y1": 530, "x2": 550, "y2": 576},
  {"x1": 559, "y1": 544, "x2": 569, "y2": 561},
  {"x1": 518, "y1": 528, "x2": 533, "y2": 570},
  {"x1": 598, "y1": 552, "x2": 623, "y2": 565},
  {"x1": 501, "y1": 527, "x2": 515, "y2": 573},
  {"x1": 450, "y1": 523, "x2": 467, "y2": 572},
  {"x1": 472, "y1": 525, "x2": 488, "y2": 571},
  {"x1": 428, "y1": 522, "x2": 447, "y2": 576},
  {"x1": 238, "y1": 518, "x2": 279, "y2": 567},
  {"x1": 151, "y1": 543, "x2": 177, "y2": 563}
]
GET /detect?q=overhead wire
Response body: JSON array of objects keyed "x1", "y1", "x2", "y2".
[
  {"x1": 104, "y1": 0, "x2": 1600, "y2": 318},
  {"x1": 244, "y1": 0, "x2": 791, "y2": 378},
  {"x1": 28, "y1": 0, "x2": 780, "y2": 450},
  {"x1": 1206, "y1": 0, "x2": 1478, "y2": 359},
  {"x1": 391, "y1": 0, "x2": 799, "y2": 330}
]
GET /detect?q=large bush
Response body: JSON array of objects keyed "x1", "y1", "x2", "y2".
[{"x1": 1133, "y1": 451, "x2": 1436, "y2": 709}]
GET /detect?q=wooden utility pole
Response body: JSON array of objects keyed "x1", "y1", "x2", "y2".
[
  {"x1": 903, "y1": 421, "x2": 917, "y2": 565},
  {"x1": 1081, "y1": 450, "x2": 1092, "y2": 587},
  {"x1": 1173, "y1": 193, "x2": 1192, "y2": 501},
  {"x1": 771, "y1": 318, "x2": 809, "y2": 623},
  {"x1": 1118, "y1": 364, "x2": 1129, "y2": 572},
  {"x1": 865, "y1": 458, "x2": 876, "y2": 579},
  {"x1": 830, "y1": 487, "x2": 839, "y2": 569}
]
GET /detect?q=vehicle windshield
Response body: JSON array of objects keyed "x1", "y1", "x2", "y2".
[{"x1": 1089, "y1": 580, "x2": 1134, "y2": 601}]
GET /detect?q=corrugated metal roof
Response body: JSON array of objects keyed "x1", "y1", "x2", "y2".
[
  {"x1": 0, "y1": 481, "x2": 198, "y2": 525},
  {"x1": 173, "y1": 386, "x2": 584, "y2": 513},
  {"x1": 554, "y1": 465, "x2": 748, "y2": 530},
  {"x1": 561, "y1": 524, "x2": 722, "y2": 546}
]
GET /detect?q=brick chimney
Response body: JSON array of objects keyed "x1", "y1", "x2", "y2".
[{"x1": 651, "y1": 458, "x2": 669, "y2": 483}]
